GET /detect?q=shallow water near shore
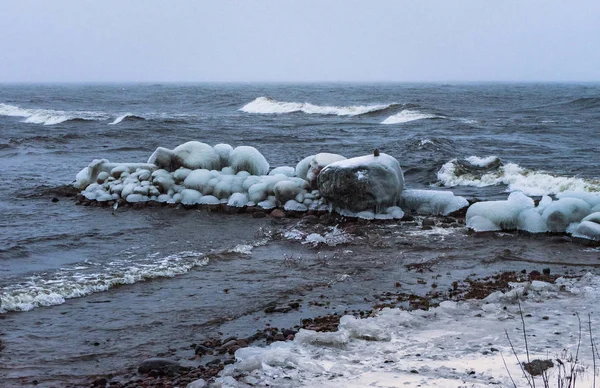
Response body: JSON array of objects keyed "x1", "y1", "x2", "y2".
[
  {"x1": 2, "y1": 207, "x2": 600, "y2": 386},
  {"x1": 1, "y1": 83, "x2": 600, "y2": 386}
]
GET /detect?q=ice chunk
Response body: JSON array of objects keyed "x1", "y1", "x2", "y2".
[
  {"x1": 183, "y1": 169, "x2": 213, "y2": 193},
  {"x1": 535, "y1": 195, "x2": 553, "y2": 214},
  {"x1": 173, "y1": 167, "x2": 192, "y2": 183},
  {"x1": 227, "y1": 193, "x2": 248, "y2": 207},
  {"x1": 466, "y1": 215, "x2": 501, "y2": 232},
  {"x1": 295, "y1": 154, "x2": 315, "y2": 181},
  {"x1": 517, "y1": 208, "x2": 549, "y2": 233},
  {"x1": 273, "y1": 180, "x2": 305, "y2": 205},
  {"x1": 269, "y1": 166, "x2": 295, "y2": 177},
  {"x1": 401, "y1": 189, "x2": 469, "y2": 216},
  {"x1": 213, "y1": 143, "x2": 233, "y2": 169},
  {"x1": 199, "y1": 195, "x2": 220, "y2": 205},
  {"x1": 284, "y1": 199, "x2": 308, "y2": 212},
  {"x1": 212, "y1": 175, "x2": 234, "y2": 199},
  {"x1": 75, "y1": 159, "x2": 156, "y2": 189},
  {"x1": 126, "y1": 193, "x2": 147, "y2": 203},
  {"x1": 557, "y1": 191, "x2": 600, "y2": 208},
  {"x1": 180, "y1": 189, "x2": 203, "y2": 205},
  {"x1": 542, "y1": 197, "x2": 591, "y2": 232},
  {"x1": 294, "y1": 329, "x2": 349, "y2": 347},
  {"x1": 229, "y1": 146, "x2": 269, "y2": 175},
  {"x1": 305, "y1": 153, "x2": 347, "y2": 188},
  {"x1": 466, "y1": 192, "x2": 534, "y2": 230},
  {"x1": 385, "y1": 206, "x2": 405, "y2": 219},
  {"x1": 339, "y1": 315, "x2": 392, "y2": 341},
  {"x1": 248, "y1": 183, "x2": 268, "y2": 203},
  {"x1": 257, "y1": 199, "x2": 276, "y2": 209},
  {"x1": 582, "y1": 212, "x2": 600, "y2": 224},
  {"x1": 172, "y1": 141, "x2": 221, "y2": 170},
  {"x1": 572, "y1": 221, "x2": 600, "y2": 241}
]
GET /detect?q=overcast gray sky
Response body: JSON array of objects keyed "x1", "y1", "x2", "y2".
[{"x1": 1, "y1": 0, "x2": 599, "y2": 83}]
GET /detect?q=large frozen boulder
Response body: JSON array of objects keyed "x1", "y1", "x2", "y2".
[{"x1": 317, "y1": 152, "x2": 404, "y2": 212}]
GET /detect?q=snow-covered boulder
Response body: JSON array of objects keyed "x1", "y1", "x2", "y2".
[
  {"x1": 317, "y1": 152, "x2": 404, "y2": 212},
  {"x1": 148, "y1": 141, "x2": 221, "y2": 171},
  {"x1": 401, "y1": 189, "x2": 468, "y2": 216},
  {"x1": 229, "y1": 146, "x2": 269, "y2": 176}
]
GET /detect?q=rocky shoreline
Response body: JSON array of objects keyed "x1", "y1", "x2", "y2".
[{"x1": 74, "y1": 265, "x2": 566, "y2": 388}]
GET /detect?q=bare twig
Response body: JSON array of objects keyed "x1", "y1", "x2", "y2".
[
  {"x1": 501, "y1": 351, "x2": 519, "y2": 388},
  {"x1": 590, "y1": 313, "x2": 597, "y2": 388},
  {"x1": 518, "y1": 300, "x2": 536, "y2": 388},
  {"x1": 506, "y1": 328, "x2": 534, "y2": 387}
]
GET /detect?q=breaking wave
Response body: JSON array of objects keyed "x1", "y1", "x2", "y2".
[
  {"x1": 108, "y1": 113, "x2": 146, "y2": 125},
  {"x1": 0, "y1": 251, "x2": 208, "y2": 313},
  {"x1": 240, "y1": 96, "x2": 399, "y2": 116},
  {"x1": 437, "y1": 156, "x2": 600, "y2": 196},
  {"x1": 381, "y1": 110, "x2": 442, "y2": 125},
  {"x1": 0, "y1": 103, "x2": 109, "y2": 126}
]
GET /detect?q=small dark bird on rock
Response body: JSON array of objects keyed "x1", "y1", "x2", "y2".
[{"x1": 373, "y1": 148, "x2": 380, "y2": 157}]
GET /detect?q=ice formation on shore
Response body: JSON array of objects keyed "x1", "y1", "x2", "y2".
[
  {"x1": 466, "y1": 190, "x2": 600, "y2": 240},
  {"x1": 215, "y1": 274, "x2": 600, "y2": 387},
  {"x1": 73, "y1": 142, "x2": 600, "y2": 241}
]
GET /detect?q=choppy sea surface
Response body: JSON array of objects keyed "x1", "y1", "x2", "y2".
[{"x1": 1, "y1": 83, "x2": 599, "y2": 385}]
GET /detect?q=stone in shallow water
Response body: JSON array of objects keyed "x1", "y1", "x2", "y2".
[{"x1": 138, "y1": 358, "x2": 180, "y2": 375}]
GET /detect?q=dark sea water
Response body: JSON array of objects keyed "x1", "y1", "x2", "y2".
[{"x1": 1, "y1": 83, "x2": 600, "y2": 386}]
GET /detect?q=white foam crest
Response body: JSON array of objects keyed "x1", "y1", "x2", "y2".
[
  {"x1": 0, "y1": 251, "x2": 207, "y2": 313},
  {"x1": 109, "y1": 113, "x2": 139, "y2": 125},
  {"x1": 465, "y1": 155, "x2": 499, "y2": 168},
  {"x1": 438, "y1": 158, "x2": 600, "y2": 196},
  {"x1": 381, "y1": 110, "x2": 439, "y2": 124},
  {"x1": 0, "y1": 103, "x2": 108, "y2": 125},
  {"x1": 240, "y1": 97, "x2": 392, "y2": 116}
]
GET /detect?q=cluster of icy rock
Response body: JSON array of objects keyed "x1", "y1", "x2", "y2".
[
  {"x1": 466, "y1": 191, "x2": 600, "y2": 240},
  {"x1": 74, "y1": 141, "x2": 415, "y2": 219}
]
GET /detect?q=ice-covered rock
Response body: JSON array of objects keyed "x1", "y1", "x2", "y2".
[
  {"x1": 269, "y1": 166, "x2": 295, "y2": 177},
  {"x1": 318, "y1": 152, "x2": 404, "y2": 212},
  {"x1": 148, "y1": 141, "x2": 221, "y2": 171},
  {"x1": 466, "y1": 192, "x2": 534, "y2": 230},
  {"x1": 273, "y1": 180, "x2": 307, "y2": 205},
  {"x1": 295, "y1": 155, "x2": 315, "y2": 181},
  {"x1": 517, "y1": 208, "x2": 549, "y2": 233},
  {"x1": 227, "y1": 193, "x2": 248, "y2": 208},
  {"x1": 557, "y1": 191, "x2": 600, "y2": 208},
  {"x1": 75, "y1": 159, "x2": 157, "y2": 189},
  {"x1": 466, "y1": 215, "x2": 501, "y2": 232},
  {"x1": 542, "y1": 197, "x2": 591, "y2": 232},
  {"x1": 572, "y1": 221, "x2": 600, "y2": 241},
  {"x1": 213, "y1": 143, "x2": 233, "y2": 169},
  {"x1": 229, "y1": 146, "x2": 269, "y2": 176},
  {"x1": 401, "y1": 189, "x2": 469, "y2": 216},
  {"x1": 305, "y1": 153, "x2": 347, "y2": 188},
  {"x1": 180, "y1": 189, "x2": 203, "y2": 205}
]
